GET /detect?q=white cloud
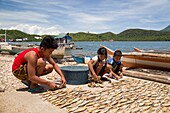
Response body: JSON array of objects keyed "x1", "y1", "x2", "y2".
[
  {"x1": 8, "y1": 24, "x2": 61, "y2": 35},
  {"x1": 0, "y1": 11, "x2": 49, "y2": 23},
  {"x1": 1, "y1": 0, "x2": 170, "y2": 34},
  {"x1": 72, "y1": 13, "x2": 111, "y2": 24}
]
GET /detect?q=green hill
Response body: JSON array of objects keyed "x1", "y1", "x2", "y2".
[
  {"x1": 1, "y1": 25, "x2": 170, "y2": 41},
  {"x1": 161, "y1": 25, "x2": 170, "y2": 32},
  {"x1": 69, "y1": 32, "x2": 116, "y2": 41},
  {"x1": 117, "y1": 29, "x2": 170, "y2": 41},
  {"x1": 0, "y1": 29, "x2": 40, "y2": 41}
]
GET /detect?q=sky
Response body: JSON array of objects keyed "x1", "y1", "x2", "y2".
[{"x1": 0, "y1": 0, "x2": 170, "y2": 35}]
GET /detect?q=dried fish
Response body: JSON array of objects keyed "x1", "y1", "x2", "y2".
[
  {"x1": 54, "y1": 100, "x2": 66, "y2": 106},
  {"x1": 108, "y1": 108, "x2": 119, "y2": 113},
  {"x1": 86, "y1": 107, "x2": 96, "y2": 112},
  {"x1": 68, "y1": 106, "x2": 78, "y2": 113},
  {"x1": 38, "y1": 77, "x2": 170, "y2": 113},
  {"x1": 94, "y1": 96, "x2": 101, "y2": 101},
  {"x1": 74, "y1": 106, "x2": 86, "y2": 113},
  {"x1": 161, "y1": 102, "x2": 170, "y2": 107},
  {"x1": 110, "y1": 101, "x2": 118, "y2": 106},
  {"x1": 60, "y1": 98, "x2": 78, "y2": 108},
  {"x1": 93, "y1": 103, "x2": 101, "y2": 108},
  {"x1": 130, "y1": 102, "x2": 136, "y2": 109},
  {"x1": 124, "y1": 109, "x2": 131, "y2": 113},
  {"x1": 86, "y1": 95, "x2": 97, "y2": 100},
  {"x1": 139, "y1": 102, "x2": 145, "y2": 107},
  {"x1": 119, "y1": 98, "x2": 127, "y2": 103},
  {"x1": 98, "y1": 105, "x2": 107, "y2": 109},
  {"x1": 78, "y1": 100, "x2": 91, "y2": 107},
  {"x1": 142, "y1": 106, "x2": 151, "y2": 111},
  {"x1": 92, "y1": 109, "x2": 100, "y2": 113},
  {"x1": 133, "y1": 108, "x2": 140, "y2": 113},
  {"x1": 162, "y1": 107, "x2": 168, "y2": 112}
]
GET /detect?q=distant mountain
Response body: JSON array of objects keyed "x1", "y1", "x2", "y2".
[
  {"x1": 0, "y1": 29, "x2": 40, "y2": 41},
  {"x1": 1, "y1": 27, "x2": 170, "y2": 41},
  {"x1": 70, "y1": 32, "x2": 116, "y2": 41},
  {"x1": 161, "y1": 25, "x2": 170, "y2": 32},
  {"x1": 117, "y1": 29, "x2": 170, "y2": 41}
]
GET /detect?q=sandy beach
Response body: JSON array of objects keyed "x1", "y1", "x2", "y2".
[
  {"x1": 0, "y1": 54, "x2": 93, "y2": 113},
  {"x1": 0, "y1": 54, "x2": 65, "y2": 113},
  {"x1": 0, "y1": 54, "x2": 170, "y2": 113}
]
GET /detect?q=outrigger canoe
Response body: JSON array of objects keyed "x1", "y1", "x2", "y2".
[{"x1": 101, "y1": 45, "x2": 170, "y2": 71}]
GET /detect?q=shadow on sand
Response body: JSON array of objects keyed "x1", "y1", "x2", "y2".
[{"x1": 16, "y1": 87, "x2": 29, "y2": 92}]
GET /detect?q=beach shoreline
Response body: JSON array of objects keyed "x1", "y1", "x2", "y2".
[
  {"x1": 0, "y1": 54, "x2": 170, "y2": 113},
  {"x1": 0, "y1": 54, "x2": 90, "y2": 113},
  {"x1": 0, "y1": 54, "x2": 60, "y2": 113}
]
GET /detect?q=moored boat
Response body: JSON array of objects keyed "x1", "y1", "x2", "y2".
[
  {"x1": 101, "y1": 45, "x2": 170, "y2": 71},
  {"x1": 51, "y1": 46, "x2": 65, "y2": 59},
  {"x1": 0, "y1": 44, "x2": 29, "y2": 55}
]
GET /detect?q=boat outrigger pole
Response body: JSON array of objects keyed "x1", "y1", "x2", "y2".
[{"x1": 0, "y1": 30, "x2": 7, "y2": 42}]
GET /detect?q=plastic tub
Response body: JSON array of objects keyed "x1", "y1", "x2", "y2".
[
  {"x1": 84, "y1": 56, "x2": 92, "y2": 64},
  {"x1": 60, "y1": 66, "x2": 89, "y2": 85}
]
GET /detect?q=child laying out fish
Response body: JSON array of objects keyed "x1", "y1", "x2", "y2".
[
  {"x1": 88, "y1": 47, "x2": 108, "y2": 81},
  {"x1": 107, "y1": 50, "x2": 123, "y2": 80}
]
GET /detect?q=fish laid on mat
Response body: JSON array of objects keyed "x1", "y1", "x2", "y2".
[
  {"x1": 73, "y1": 106, "x2": 86, "y2": 113},
  {"x1": 60, "y1": 98, "x2": 80, "y2": 108},
  {"x1": 68, "y1": 106, "x2": 78, "y2": 113}
]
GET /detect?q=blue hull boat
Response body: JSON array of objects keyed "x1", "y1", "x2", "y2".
[{"x1": 72, "y1": 54, "x2": 85, "y2": 63}]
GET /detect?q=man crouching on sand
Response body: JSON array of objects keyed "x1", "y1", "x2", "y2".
[{"x1": 12, "y1": 35, "x2": 66, "y2": 93}]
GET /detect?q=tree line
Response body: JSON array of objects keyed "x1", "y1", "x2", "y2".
[{"x1": 0, "y1": 28, "x2": 170, "y2": 42}]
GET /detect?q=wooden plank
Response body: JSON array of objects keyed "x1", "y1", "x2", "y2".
[{"x1": 123, "y1": 70, "x2": 170, "y2": 85}]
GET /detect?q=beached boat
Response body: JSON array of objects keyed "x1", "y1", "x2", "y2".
[
  {"x1": 101, "y1": 45, "x2": 170, "y2": 71},
  {"x1": 0, "y1": 43, "x2": 37, "y2": 55},
  {"x1": 10, "y1": 46, "x2": 33, "y2": 55},
  {"x1": 54, "y1": 33, "x2": 75, "y2": 49},
  {"x1": 51, "y1": 46, "x2": 65, "y2": 59}
]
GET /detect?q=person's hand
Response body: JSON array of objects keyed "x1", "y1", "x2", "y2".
[
  {"x1": 93, "y1": 75, "x2": 99, "y2": 81},
  {"x1": 114, "y1": 74, "x2": 120, "y2": 80},
  {"x1": 119, "y1": 73, "x2": 123, "y2": 78},
  {"x1": 48, "y1": 82, "x2": 58, "y2": 89},
  {"x1": 60, "y1": 77, "x2": 66, "y2": 86},
  {"x1": 108, "y1": 74, "x2": 112, "y2": 78}
]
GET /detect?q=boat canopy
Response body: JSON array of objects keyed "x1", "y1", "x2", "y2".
[{"x1": 54, "y1": 33, "x2": 72, "y2": 40}]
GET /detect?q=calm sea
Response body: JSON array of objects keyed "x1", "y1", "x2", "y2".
[
  {"x1": 14, "y1": 41, "x2": 170, "y2": 56},
  {"x1": 68, "y1": 41, "x2": 170, "y2": 56}
]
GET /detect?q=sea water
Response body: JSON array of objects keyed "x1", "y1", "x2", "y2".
[
  {"x1": 67, "y1": 41, "x2": 170, "y2": 56},
  {"x1": 11, "y1": 41, "x2": 170, "y2": 56}
]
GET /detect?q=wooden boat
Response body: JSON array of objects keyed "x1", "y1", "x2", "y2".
[
  {"x1": 51, "y1": 46, "x2": 65, "y2": 59},
  {"x1": 0, "y1": 43, "x2": 37, "y2": 55},
  {"x1": 101, "y1": 45, "x2": 170, "y2": 71},
  {"x1": 0, "y1": 42, "x2": 66, "y2": 58}
]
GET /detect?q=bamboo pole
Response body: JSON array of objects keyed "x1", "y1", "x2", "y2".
[
  {"x1": 123, "y1": 52, "x2": 170, "y2": 58},
  {"x1": 123, "y1": 70, "x2": 170, "y2": 85}
]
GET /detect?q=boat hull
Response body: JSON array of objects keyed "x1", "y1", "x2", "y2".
[
  {"x1": 51, "y1": 46, "x2": 65, "y2": 59},
  {"x1": 72, "y1": 54, "x2": 85, "y2": 63},
  {"x1": 101, "y1": 45, "x2": 170, "y2": 71},
  {"x1": 122, "y1": 55, "x2": 170, "y2": 71}
]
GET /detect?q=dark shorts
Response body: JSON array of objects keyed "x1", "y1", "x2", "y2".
[
  {"x1": 93, "y1": 62, "x2": 107, "y2": 77},
  {"x1": 13, "y1": 64, "x2": 28, "y2": 80}
]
